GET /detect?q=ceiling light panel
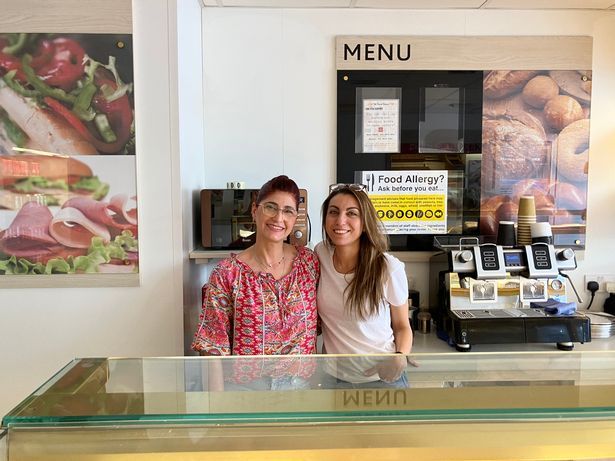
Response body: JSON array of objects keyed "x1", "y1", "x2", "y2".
[
  {"x1": 354, "y1": 0, "x2": 486, "y2": 7},
  {"x1": 483, "y1": 0, "x2": 615, "y2": 8}
]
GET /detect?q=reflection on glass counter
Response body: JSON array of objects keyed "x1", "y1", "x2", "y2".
[
  {"x1": 0, "y1": 429, "x2": 6, "y2": 461},
  {"x1": 3, "y1": 353, "x2": 615, "y2": 460}
]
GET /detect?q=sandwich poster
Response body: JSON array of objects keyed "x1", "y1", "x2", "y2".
[{"x1": 0, "y1": 33, "x2": 138, "y2": 278}]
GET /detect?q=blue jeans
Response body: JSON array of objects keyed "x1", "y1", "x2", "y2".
[{"x1": 224, "y1": 375, "x2": 311, "y2": 391}]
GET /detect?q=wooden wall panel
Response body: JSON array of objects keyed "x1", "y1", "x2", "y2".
[
  {"x1": 1, "y1": 0, "x2": 132, "y2": 33},
  {"x1": 336, "y1": 36, "x2": 593, "y2": 70}
]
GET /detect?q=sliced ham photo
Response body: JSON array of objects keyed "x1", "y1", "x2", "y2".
[
  {"x1": 1, "y1": 196, "x2": 138, "y2": 274},
  {"x1": 63, "y1": 194, "x2": 137, "y2": 235},
  {"x1": 49, "y1": 206, "x2": 111, "y2": 248},
  {"x1": 108, "y1": 194, "x2": 137, "y2": 226},
  {"x1": 62, "y1": 197, "x2": 117, "y2": 228},
  {"x1": 0, "y1": 201, "x2": 69, "y2": 262}
]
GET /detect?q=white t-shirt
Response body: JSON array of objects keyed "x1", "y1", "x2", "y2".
[{"x1": 315, "y1": 242, "x2": 409, "y2": 382}]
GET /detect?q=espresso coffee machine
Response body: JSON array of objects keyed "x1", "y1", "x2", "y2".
[{"x1": 430, "y1": 241, "x2": 590, "y2": 351}]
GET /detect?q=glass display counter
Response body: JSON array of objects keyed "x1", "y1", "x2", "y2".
[{"x1": 3, "y1": 352, "x2": 615, "y2": 460}]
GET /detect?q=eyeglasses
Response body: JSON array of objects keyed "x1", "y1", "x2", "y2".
[
  {"x1": 258, "y1": 202, "x2": 298, "y2": 218},
  {"x1": 329, "y1": 183, "x2": 367, "y2": 193}
]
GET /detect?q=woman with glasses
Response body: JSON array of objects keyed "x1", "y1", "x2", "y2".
[
  {"x1": 315, "y1": 184, "x2": 413, "y2": 388},
  {"x1": 192, "y1": 175, "x2": 319, "y2": 390}
]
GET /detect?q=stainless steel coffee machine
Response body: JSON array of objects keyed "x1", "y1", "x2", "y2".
[{"x1": 430, "y1": 240, "x2": 590, "y2": 351}]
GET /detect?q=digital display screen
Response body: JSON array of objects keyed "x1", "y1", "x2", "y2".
[{"x1": 504, "y1": 252, "x2": 523, "y2": 266}]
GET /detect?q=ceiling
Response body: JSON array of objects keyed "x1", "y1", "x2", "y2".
[{"x1": 201, "y1": 0, "x2": 615, "y2": 9}]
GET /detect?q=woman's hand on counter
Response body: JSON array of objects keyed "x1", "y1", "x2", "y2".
[{"x1": 364, "y1": 354, "x2": 408, "y2": 383}]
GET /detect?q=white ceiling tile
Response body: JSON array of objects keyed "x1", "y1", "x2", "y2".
[
  {"x1": 483, "y1": 0, "x2": 615, "y2": 8},
  {"x1": 354, "y1": 0, "x2": 485, "y2": 7}
]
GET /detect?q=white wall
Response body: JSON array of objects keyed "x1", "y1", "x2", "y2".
[
  {"x1": 201, "y1": 8, "x2": 615, "y2": 310},
  {"x1": 0, "y1": 0, "x2": 186, "y2": 415},
  {"x1": 176, "y1": 0, "x2": 208, "y2": 353}
]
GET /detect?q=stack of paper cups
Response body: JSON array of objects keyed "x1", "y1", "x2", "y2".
[
  {"x1": 531, "y1": 222, "x2": 553, "y2": 244},
  {"x1": 517, "y1": 196, "x2": 536, "y2": 245}
]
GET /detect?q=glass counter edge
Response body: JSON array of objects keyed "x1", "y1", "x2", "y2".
[
  {"x1": 75, "y1": 350, "x2": 615, "y2": 360},
  {"x1": 5, "y1": 408, "x2": 615, "y2": 429},
  {"x1": 0, "y1": 358, "x2": 86, "y2": 421}
]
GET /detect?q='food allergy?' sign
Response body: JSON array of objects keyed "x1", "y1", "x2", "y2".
[{"x1": 360, "y1": 170, "x2": 448, "y2": 234}]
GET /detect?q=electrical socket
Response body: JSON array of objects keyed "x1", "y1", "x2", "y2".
[
  {"x1": 226, "y1": 181, "x2": 246, "y2": 189},
  {"x1": 606, "y1": 282, "x2": 615, "y2": 294},
  {"x1": 584, "y1": 274, "x2": 615, "y2": 293}
]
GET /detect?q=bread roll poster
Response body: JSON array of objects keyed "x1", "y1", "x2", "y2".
[
  {"x1": 0, "y1": 33, "x2": 139, "y2": 276},
  {"x1": 480, "y1": 70, "x2": 590, "y2": 246}
]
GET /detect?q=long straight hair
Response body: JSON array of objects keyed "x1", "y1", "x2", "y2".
[{"x1": 321, "y1": 187, "x2": 390, "y2": 320}]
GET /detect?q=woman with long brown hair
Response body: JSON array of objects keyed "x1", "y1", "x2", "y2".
[{"x1": 315, "y1": 184, "x2": 412, "y2": 388}]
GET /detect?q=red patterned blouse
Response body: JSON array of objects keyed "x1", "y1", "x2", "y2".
[{"x1": 192, "y1": 246, "x2": 319, "y2": 358}]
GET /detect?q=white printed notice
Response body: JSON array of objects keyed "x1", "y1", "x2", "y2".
[
  {"x1": 362, "y1": 99, "x2": 400, "y2": 153},
  {"x1": 361, "y1": 170, "x2": 448, "y2": 234}
]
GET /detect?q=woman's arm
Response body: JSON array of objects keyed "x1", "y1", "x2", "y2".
[
  {"x1": 365, "y1": 302, "x2": 413, "y2": 382},
  {"x1": 192, "y1": 268, "x2": 234, "y2": 356},
  {"x1": 192, "y1": 265, "x2": 235, "y2": 391},
  {"x1": 371, "y1": 302, "x2": 412, "y2": 382},
  {"x1": 391, "y1": 301, "x2": 413, "y2": 354}
]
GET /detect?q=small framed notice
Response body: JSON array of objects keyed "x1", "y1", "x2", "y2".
[
  {"x1": 358, "y1": 170, "x2": 448, "y2": 235},
  {"x1": 355, "y1": 87, "x2": 401, "y2": 154},
  {"x1": 363, "y1": 98, "x2": 399, "y2": 153}
]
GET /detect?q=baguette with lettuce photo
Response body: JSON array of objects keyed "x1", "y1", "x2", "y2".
[{"x1": 0, "y1": 33, "x2": 134, "y2": 156}]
